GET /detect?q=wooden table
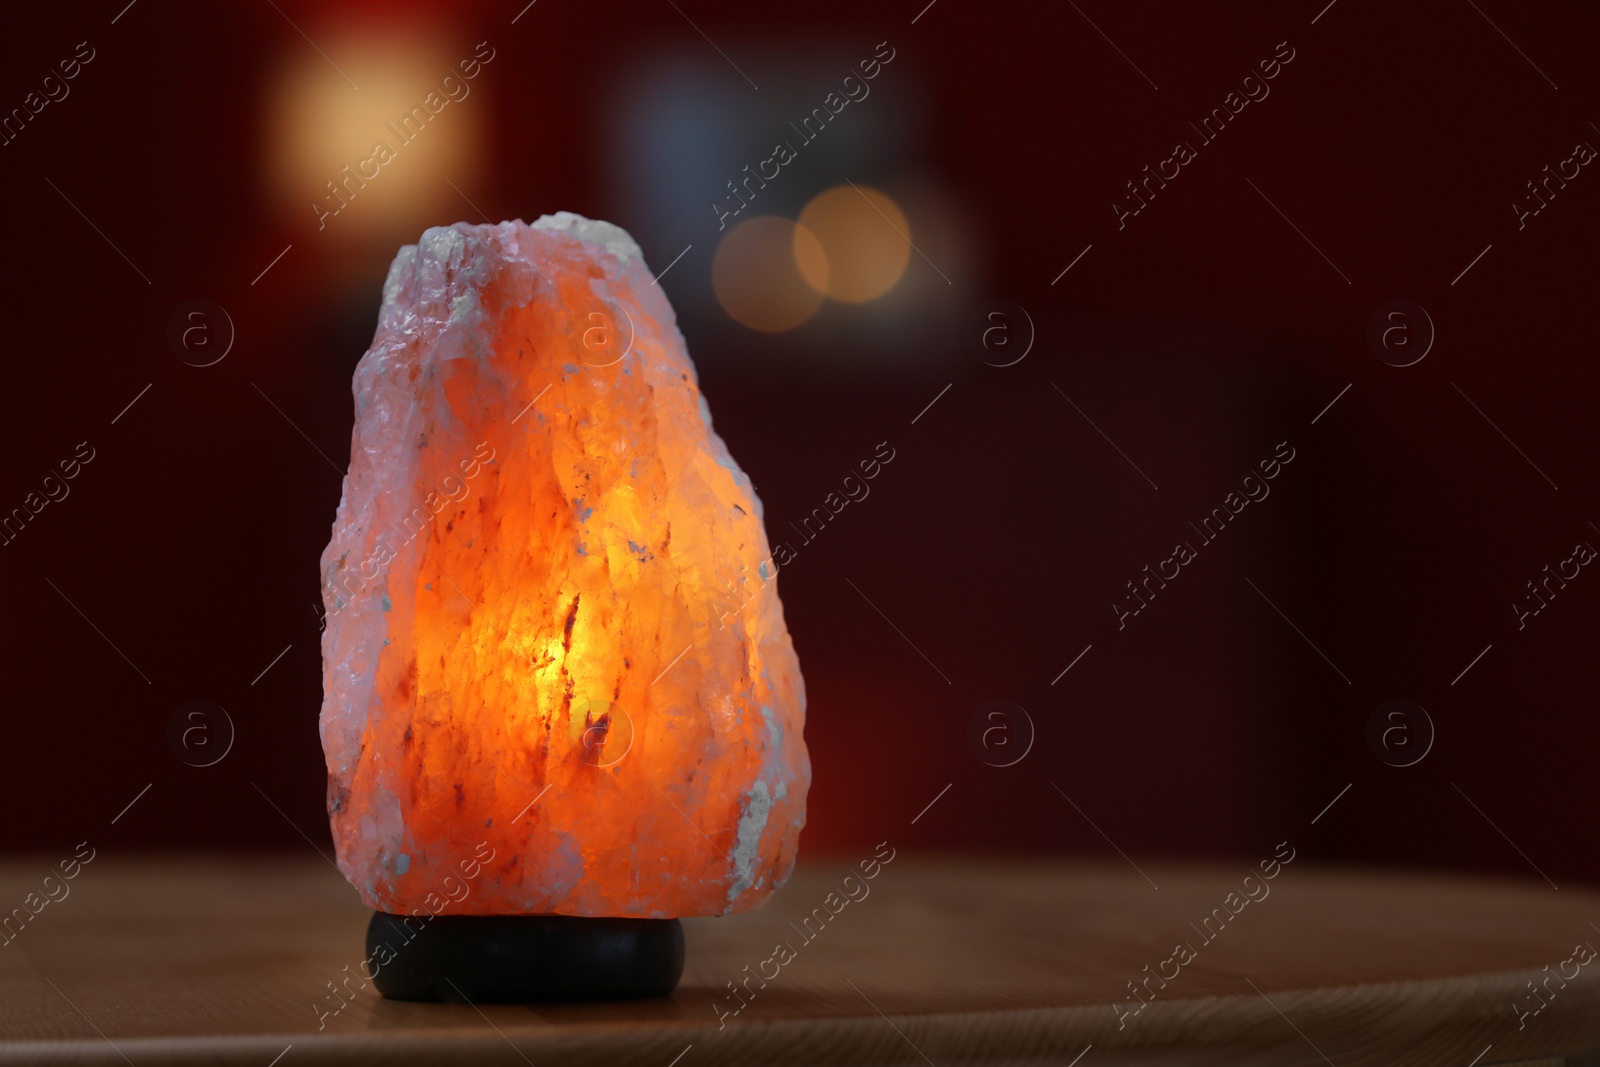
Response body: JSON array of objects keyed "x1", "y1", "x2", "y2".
[{"x1": 1, "y1": 855, "x2": 1597, "y2": 1065}]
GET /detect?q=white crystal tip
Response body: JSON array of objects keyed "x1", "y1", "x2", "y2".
[{"x1": 530, "y1": 211, "x2": 643, "y2": 269}]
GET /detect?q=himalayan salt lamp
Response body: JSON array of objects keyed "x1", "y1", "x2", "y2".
[{"x1": 318, "y1": 214, "x2": 809, "y2": 1001}]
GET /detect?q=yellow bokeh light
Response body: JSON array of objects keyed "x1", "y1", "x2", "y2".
[
  {"x1": 712, "y1": 216, "x2": 829, "y2": 332},
  {"x1": 264, "y1": 26, "x2": 487, "y2": 240},
  {"x1": 795, "y1": 185, "x2": 912, "y2": 304}
]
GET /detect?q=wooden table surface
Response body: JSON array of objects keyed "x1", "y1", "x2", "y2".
[{"x1": 1, "y1": 855, "x2": 1597, "y2": 1066}]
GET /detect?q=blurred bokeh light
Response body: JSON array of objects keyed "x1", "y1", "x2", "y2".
[
  {"x1": 264, "y1": 23, "x2": 486, "y2": 245},
  {"x1": 712, "y1": 215, "x2": 827, "y2": 332},
  {"x1": 795, "y1": 184, "x2": 911, "y2": 304}
]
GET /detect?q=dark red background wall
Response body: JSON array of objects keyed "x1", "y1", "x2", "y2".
[{"x1": 2, "y1": 0, "x2": 1595, "y2": 886}]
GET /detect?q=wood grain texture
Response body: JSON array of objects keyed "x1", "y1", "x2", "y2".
[{"x1": 0, "y1": 855, "x2": 1596, "y2": 1066}]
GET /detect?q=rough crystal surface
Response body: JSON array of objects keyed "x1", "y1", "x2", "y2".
[{"x1": 319, "y1": 214, "x2": 809, "y2": 918}]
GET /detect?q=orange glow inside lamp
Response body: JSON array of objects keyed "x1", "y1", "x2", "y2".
[{"x1": 318, "y1": 215, "x2": 810, "y2": 1001}]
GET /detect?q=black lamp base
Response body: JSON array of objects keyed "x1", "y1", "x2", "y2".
[{"x1": 366, "y1": 911, "x2": 685, "y2": 1003}]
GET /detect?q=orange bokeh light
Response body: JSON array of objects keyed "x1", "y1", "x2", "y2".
[
  {"x1": 264, "y1": 25, "x2": 488, "y2": 241},
  {"x1": 795, "y1": 185, "x2": 912, "y2": 304},
  {"x1": 712, "y1": 216, "x2": 829, "y2": 332}
]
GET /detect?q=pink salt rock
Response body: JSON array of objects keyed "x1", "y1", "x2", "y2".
[{"x1": 319, "y1": 214, "x2": 809, "y2": 918}]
